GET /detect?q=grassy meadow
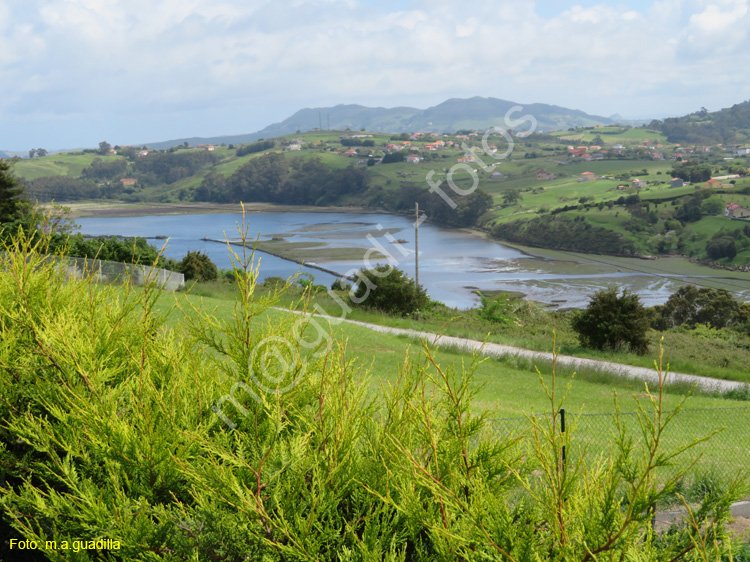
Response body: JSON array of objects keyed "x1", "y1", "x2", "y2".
[{"x1": 156, "y1": 277, "x2": 750, "y2": 484}]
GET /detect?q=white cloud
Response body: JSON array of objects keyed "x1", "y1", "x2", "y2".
[
  {"x1": 1, "y1": 0, "x2": 750, "y2": 149},
  {"x1": 689, "y1": 0, "x2": 748, "y2": 33}
]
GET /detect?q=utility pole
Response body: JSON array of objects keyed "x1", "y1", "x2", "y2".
[{"x1": 415, "y1": 202, "x2": 420, "y2": 288}]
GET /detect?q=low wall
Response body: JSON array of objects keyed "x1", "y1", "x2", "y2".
[{"x1": 61, "y1": 256, "x2": 184, "y2": 291}]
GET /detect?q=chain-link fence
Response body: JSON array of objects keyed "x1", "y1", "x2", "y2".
[
  {"x1": 60, "y1": 256, "x2": 184, "y2": 291},
  {"x1": 492, "y1": 407, "x2": 750, "y2": 483}
]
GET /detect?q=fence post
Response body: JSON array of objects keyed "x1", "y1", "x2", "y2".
[{"x1": 560, "y1": 408, "x2": 566, "y2": 468}]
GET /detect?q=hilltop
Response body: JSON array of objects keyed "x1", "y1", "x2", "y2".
[
  {"x1": 648, "y1": 100, "x2": 750, "y2": 145},
  {"x1": 143, "y1": 96, "x2": 614, "y2": 149}
]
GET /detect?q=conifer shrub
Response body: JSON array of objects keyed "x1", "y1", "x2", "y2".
[
  {"x1": 178, "y1": 249, "x2": 218, "y2": 281},
  {"x1": 352, "y1": 265, "x2": 428, "y2": 315},
  {"x1": 0, "y1": 214, "x2": 745, "y2": 561},
  {"x1": 571, "y1": 287, "x2": 650, "y2": 354}
]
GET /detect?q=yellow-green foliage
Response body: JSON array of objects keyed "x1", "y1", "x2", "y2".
[{"x1": 0, "y1": 221, "x2": 746, "y2": 561}]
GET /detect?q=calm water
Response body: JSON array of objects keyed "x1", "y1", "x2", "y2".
[{"x1": 76, "y1": 211, "x2": 696, "y2": 309}]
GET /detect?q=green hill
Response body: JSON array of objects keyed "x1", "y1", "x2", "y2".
[
  {"x1": 11, "y1": 122, "x2": 750, "y2": 265},
  {"x1": 145, "y1": 97, "x2": 614, "y2": 149},
  {"x1": 649, "y1": 100, "x2": 750, "y2": 145}
]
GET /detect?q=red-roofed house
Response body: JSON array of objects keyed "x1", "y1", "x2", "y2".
[
  {"x1": 580, "y1": 172, "x2": 596, "y2": 182},
  {"x1": 725, "y1": 203, "x2": 750, "y2": 218},
  {"x1": 120, "y1": 178, "x2": 137, "y2": 187},
  {"x1": 537, "y1": 169, "x2": 555, "y2": 180}
]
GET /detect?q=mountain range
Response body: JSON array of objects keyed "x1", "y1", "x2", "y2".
[{"x1": 145, "y1": 96, "x2": 621, "y2": 149}]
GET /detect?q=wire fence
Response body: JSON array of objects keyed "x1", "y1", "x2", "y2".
[
  {"x1": 492, "y1": 407, "x2": 750, "y2": 483},
  {"x1": 60, "y1": 256, "x2": 184, "y2": 291}
]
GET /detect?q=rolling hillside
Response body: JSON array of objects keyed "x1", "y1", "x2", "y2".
[{"x1": 145, "y1": 96, "x2": 614, "y2": 149}]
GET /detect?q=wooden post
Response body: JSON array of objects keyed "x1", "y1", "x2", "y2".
[
  {"x1": 560, "y1": 408, "x2": 566, "y2": 467},
  {"x1": 415, "y1": 202, "x2": 420, "y2": 288}
]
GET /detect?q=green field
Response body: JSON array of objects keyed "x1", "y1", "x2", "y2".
[
  {"x1": 155, "y1": 279, "x2": 750, "y2": 484},
  {"x1": 161, "y1": 285, "x2": 748, "y2": 412},
  {"x1": 550, "y1": 126, "x2": 669, "y2": 145},
  {"x1": 14, "y1": 152, "x2": 124, "y2": 179}
]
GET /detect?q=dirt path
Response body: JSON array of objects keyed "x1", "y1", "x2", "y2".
[{"x1": 309, "y1": 314, "x2": 748, "y2": 394}]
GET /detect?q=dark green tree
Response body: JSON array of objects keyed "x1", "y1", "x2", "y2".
[
  {"x1": 381, "y1": 152, "x2": 405, "y2": 164},
  {"x1": 502, "y1": 189, "x2": 522, "y2": 206},
  {"x1": 571, "y1": 288, "x2": 649, "y2": 354},
  {"x1": 98, "y1": 141, "x2": 112, "y2": 155},
  {"x1": 353, "y1": 265, "x2": 428, "y2": 315},
  {"x1": 654, "y1": 285, "x2": 740, "y2": 330},
  {"x1": 179, "y1": 250, "x2": 218, "y2": 281},
  {"x1": 706, "y1": 237, "x2": 737, "y2": 260},
  {"x1": 0, "y1": 159, "x2": 29, "y2": 227}
]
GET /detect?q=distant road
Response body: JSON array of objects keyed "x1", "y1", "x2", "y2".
[{"x1": 295, "y1": 312, "x2": 748, "y2": 394}]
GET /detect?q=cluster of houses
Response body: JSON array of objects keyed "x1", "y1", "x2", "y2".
[
  {"x1": 569, "y1": 143, "x2": 670, "y2": 160},
  {"x1": 341, "y1": 132, "x2": 502, "y2": 164},
  {"x1": 568, "y1": 145, "x2": 608, "y2": 161}
]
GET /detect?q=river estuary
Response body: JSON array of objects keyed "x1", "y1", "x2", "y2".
[{"x1": 75, "y1": 210, "x2": 750, "y2": 309}]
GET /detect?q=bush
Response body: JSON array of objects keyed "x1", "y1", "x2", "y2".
[
  {"x1": 262, "y1": 275, "x2": 286, "y2": 289},
  {"x1": 178, "y1": 250, "x2": 218, "y2": 281},
  {"x1": 706, "y1": 236, "x2": 737, "y2": 260},
  {"x1": 653, "y1": 285, "x2": 741, "y2": 330},
  {"x1": 0, "y1": 222, "x2": 743, "y2": 561},
  {"x1": 67, "y1": 235, "x2": 160, "y2": 266},
  {"x1": 352, "y1": 265, "x2": 428, "y2": 315},
  {"x1": 571, "y1": 287, "x2": 649, "y2": 354},
  {"x1": 381, "y1": 151, "x2": 405, "y2": 164},
  {"x1": 477, "y1": 292, "x2": 517, "y2": 325},
  {"x1": 331, "y1": 278, "x2": 351, "y2": 291}
]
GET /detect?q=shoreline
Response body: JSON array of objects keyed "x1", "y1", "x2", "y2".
[
  {"x1": 64, "y1": 201, "x2": 750, "y2": 302},
  {"x1": 57, "y1": 201, "x2": 375, "y2": 219}
]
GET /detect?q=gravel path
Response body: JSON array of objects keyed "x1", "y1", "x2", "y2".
[{"x1": 310, "y1": 314, "x2": 748, "y2": 394}]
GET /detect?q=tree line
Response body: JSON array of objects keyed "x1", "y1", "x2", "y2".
[
  {"x1": 648, "y1": 100, "x2": 750, "y2": 144},
  {"x1": 195, "y1": 152, "x2": 368, "y2": 205}
]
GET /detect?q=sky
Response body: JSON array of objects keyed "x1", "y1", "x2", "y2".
[{"x1": 1, "y1": 0, "x2": 750, "y2": 151}]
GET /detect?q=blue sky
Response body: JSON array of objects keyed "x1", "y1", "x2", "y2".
[{"x1": 2, "y1": 0, "x2": 750, "y2": 151}]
